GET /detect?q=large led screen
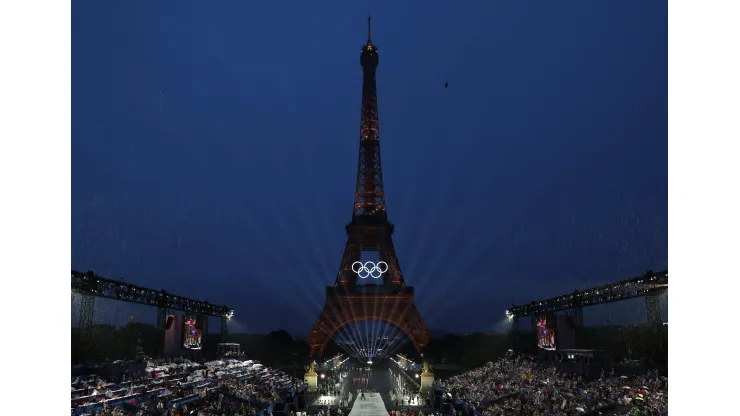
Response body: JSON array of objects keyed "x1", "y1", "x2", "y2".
[
  {"x1": 183, "y1": 316, "x2": 203, "y2": 350},
  {"x1": 536, "y1": 315, "x2": 556, "y2": 351},
  {"x1": 164, "y1": 314, "x2": 184, "y2": 356}
]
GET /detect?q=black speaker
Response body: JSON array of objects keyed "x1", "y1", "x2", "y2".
[{"x1": 165, "y1": 315, "x2": 175, "y2": 330}]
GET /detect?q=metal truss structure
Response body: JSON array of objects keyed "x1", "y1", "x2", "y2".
[
  {"x1": 644, "y1": 294, "x2": 662, "y2": 326},
  {"x1": 72, "y1": 270, "x2": 232, "y2": 347},
  {"x1": 569, "y1": 307, "x2": 585, "y2": 327},
  {"x1": 78, "y1": 294, "x2": 95, "y2": 342},
  {"x1": 506, "y1": 270, "x2": 668, "y2": 327},
  {"x1": 307, "y1": 19, "x2": 428, "y2": 358},
  {"x1": 354, "y1": 15, "x2": 386, "y2": 218}
]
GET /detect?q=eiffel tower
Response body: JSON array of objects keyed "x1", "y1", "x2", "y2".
[{"x1": 307, "y1": 17, "x2": 429, "y2": 359}]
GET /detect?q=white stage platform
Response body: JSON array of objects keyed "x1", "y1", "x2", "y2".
[{"x1": 348, "y1": 394, "x2": 388, "y2": 416}]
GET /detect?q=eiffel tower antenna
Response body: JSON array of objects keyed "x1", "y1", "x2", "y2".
[
  {"x1": 356, "y1": 15, "x2": 383, "y2": 218},
  {"x1": 367, "y1": 14, "x2": 372, "y2": 43}
]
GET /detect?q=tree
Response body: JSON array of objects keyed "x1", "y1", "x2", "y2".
[{"x1": 256, "y1": 330, "x2": 297, "y2": 366}]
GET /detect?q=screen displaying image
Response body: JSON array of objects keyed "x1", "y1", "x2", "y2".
[
  {"x1": 183, "y1": 316, "x2": 202, "y2": 350},
  {"x1": 537, "y1": 315, "x2": 556, "y2": 350},
  {"x1": 164, "y1": 315, "x2": 184, "y2": 356}
]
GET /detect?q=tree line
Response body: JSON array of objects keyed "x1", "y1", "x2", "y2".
[{"x1": 72, "y1": 323, "x2": 666, "y2": 371}]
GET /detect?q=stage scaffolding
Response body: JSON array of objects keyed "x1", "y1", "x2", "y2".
[
  {"x1": 72, "y1": 270, "x2": 233, "y2": 358},
  {"x1": 506, "y1": 270, "x2": 668, "y2": 331}
]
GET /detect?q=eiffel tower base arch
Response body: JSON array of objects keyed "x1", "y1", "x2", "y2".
[{"x1": 307, "y1": 286, "x2": 428, "y2": 359}]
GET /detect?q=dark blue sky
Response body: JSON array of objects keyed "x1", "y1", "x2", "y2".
[{"x1": 72, "y1": 0, "x2": 667, "y2": 335}]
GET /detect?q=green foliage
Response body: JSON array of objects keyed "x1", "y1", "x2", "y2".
[
  {"x1": 71, "y1": 325, "x2": 666, "y2": 371},
  {"x1": 71, "y1": 323, "x2": 162, "y2": 363},
  {"x1": 423, "y1": 326, "x2": 666, "y2": 371},
  {"x1": 424, "y1": 332, "x2": 513, "y2": 369}
]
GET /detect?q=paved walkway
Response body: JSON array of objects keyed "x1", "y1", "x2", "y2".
[{"x1": 348, "y1": 393, "x2": 388, "y2": 416}]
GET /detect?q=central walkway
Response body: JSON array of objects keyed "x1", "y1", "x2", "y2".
[{"x1": 348, "y1": 392, "x2": 388, "y2": 416}]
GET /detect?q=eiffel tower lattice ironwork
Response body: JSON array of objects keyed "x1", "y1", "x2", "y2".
[{"x1": 307, "y1": 17, "x2": 429, "y2": 359}]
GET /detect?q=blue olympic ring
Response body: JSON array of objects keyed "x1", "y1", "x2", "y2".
[{"x1": 351, "y1": 261, "x2": 388, "y2": 279}]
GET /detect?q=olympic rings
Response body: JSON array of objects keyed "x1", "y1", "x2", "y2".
[{"x1": 351, "y1": 261, "x2": 388, "y2": 279}]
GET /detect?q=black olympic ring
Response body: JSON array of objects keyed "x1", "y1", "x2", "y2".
[{"x1": 351, "y1": 261, "x2": 388, "y2": 279}]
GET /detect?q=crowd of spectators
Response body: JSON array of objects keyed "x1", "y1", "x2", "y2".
[
  {"x1": 436, "y1": 355, "x2": 667, "y2": 415},
  {"x1": 73, "y1": 354, "x2": 668, "y2": 416},
  {"x1": 71, "y1": 358, "x2": 303, "y2": 416}
]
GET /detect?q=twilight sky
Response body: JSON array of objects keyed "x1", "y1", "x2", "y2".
[{"x1": 72, "y1": 0, "x2": 667, "y2": 335}]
